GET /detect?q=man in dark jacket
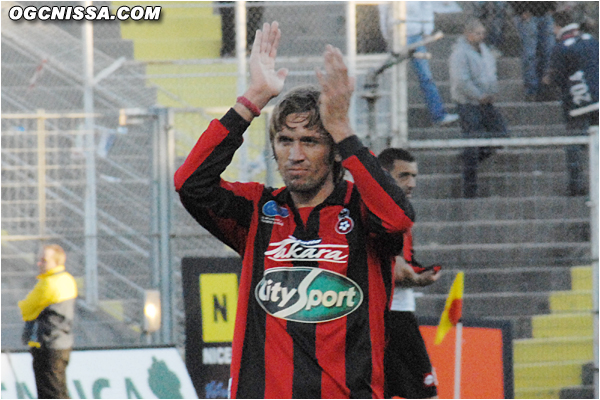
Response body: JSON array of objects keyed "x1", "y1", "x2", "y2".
[
  {"x1": 543, "y1": 9, "x2": 598, "y2": 196},
  {"x1": 19, "y1": 244, "x2": 77, "y2": 399},
  {"x1": 510, "y1": 2, "x2": 557, "y2": 101}
]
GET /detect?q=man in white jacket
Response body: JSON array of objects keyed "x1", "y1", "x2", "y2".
[{"x1": 449, "y1": 18, "x2": 508, "y2": 198}]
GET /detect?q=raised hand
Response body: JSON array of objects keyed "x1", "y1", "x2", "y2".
[
  {"x1": 245, "y1": 22, "x2": 288, "y2": 110},
  {"x1": 316, "y1": 45, "x2": 356, "y2": 142}
]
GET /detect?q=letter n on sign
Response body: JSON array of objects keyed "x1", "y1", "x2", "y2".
[{"x1": 200, "y1": 273, "x2": 238, "y2": 343}]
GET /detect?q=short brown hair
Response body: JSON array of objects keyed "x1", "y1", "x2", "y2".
[
  {"x1": 269, "y1": 85, "x2": 345, "y2": 184},
  {"x1": 44, "y1": 244, "x2": 66, "y2": 266}
]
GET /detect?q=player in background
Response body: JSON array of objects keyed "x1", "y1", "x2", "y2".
[
  {"x1": 378, "y1": 148, "x2": 441, "y2": 399},
  {"x1": 542, "y1": 9, "x2": 598, "y2": 197},
  {"x1": 174, "y1": 22, "x2": 414, "y2": 398}
]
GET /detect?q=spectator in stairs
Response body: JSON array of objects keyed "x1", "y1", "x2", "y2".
[
  {"x1": 378, "y1": 2, "x2": 459, "y2": 126},
  {"x1": 378, "y1": 148, "x2": 442, "y2": 399},
  {"x1": 542, "y1": 9, "x2": 599, "y2": 197},
  {"x1": 449, "y1": 18, "x2": 508, "y2": 198},
  {"x1": 18, "y1": 244, "x2": 78, "y2": 399},
  {"x1": 509, "y1": 2, "x2": 557, "y2": 102},
  {"x1": 218, "y1": 1, "x2": 264, "y2": 58}
]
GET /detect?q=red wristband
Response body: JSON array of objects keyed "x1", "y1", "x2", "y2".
[{"x1": 237, "y1": 96, "x2": 261, "y2": 117}]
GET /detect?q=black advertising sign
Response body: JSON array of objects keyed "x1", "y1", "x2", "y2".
[{"x1": 182, "y1": 257, "x2": 241, "y2": 399}]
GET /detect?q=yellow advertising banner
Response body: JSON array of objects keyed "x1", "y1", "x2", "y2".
[{"x1": 199, "y1": 273, "x2": 238, "y2": 343}]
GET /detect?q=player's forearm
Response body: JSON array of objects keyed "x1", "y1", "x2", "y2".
[{"x1": 339, "y1": 136, "x2": 415, "y2": 231}]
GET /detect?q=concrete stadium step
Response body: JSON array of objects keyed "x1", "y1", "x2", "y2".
[
  {"x1": 411, "y1": 148, "x2": 577, "y2": 175},
  {"x1": 549, "y1": 290, "x2": 594, "y2": 313},
  {"x1": 408, "y1": 124, "x2": 572, "y2": 140},
  {"x1": 416, "y1": 291, "x2": 552, "y2": 319},
  {"x1": 407, "y1": 57, "x2": 523, "y2": 82},
  {"x1": 515, "y1": 387, "x2": 561, "y2": 399},
  {"x1": 414, "y1": 242, "x2": 589, "y2": 269},
  {"x1": 408, "y1": 79, "x2": 527, "y2": 104},
  {"x1": 514, "y1": 361, "x2": 587, "y2": 391},
  {"x1": 532, "y1": 313, "x2": 594, "y2": 338},
  {"x1": 559, "y1": 385, "x2": 595, "y2": 399},
  {"x1": 408, "y1": 101, "x2": 564, "y2": 128},
  {"x1": 571, "y1": 266, "x2": 593, "y2": 290},
  {"x1": 514, "y1": 336, "x2": 594, "y2": 364},
  {"x1": 415, "y1": 171, "x2": 578, "y2": 199},
  {"x1": 412, "y1": 197, "x2": 590, "y2": 222},
  {"x1": 414, "y1": 218, "x2": 588, "y2": 246},
  {"x1": 418, "y1": 267, "x2": 571, "y2": 296}
]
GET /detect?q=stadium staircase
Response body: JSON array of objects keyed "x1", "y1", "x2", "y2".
[
  {"x1": 408, "y1": 9, "x2": 594, "y2": 399},
  {"x1": 513, "y1": 265, "x2": 594, "y2": 399},
  {"x1": 1, "y1": 0, "x2": 157, "y2": 348}
]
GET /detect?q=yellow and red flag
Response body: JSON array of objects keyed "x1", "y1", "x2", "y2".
[{"x1": 435, "y1": 271, "x2": 464, "y2": 345}]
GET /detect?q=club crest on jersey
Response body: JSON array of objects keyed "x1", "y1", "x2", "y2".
[
  {"x1": 265, "y1": 236, "x2": 348, "y2": 264},
  {"x1": 255, "y1": 267, "x2": 363, "y2": 323},
  {"x1": 335, "y1": 208, "x2": 354, "y2": 235}
]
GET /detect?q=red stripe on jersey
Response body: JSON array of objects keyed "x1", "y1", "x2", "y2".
[
  {"x1": 174, "y1": 119, "x2": 230, "y2": 191},
  {"x1": 403, "y1": 230, "x2": 413, "y2": 262},
  {"x1": 317, "y1": 319, "x2": 350, "y2": 398},
  {"x1": 342, "y1": 155, "x2": 413, "y2": 233},
  {"x1": 315, "y1": 204, "x2": 350, "y2": 398},
  {"x1": 367, "y1": 243, "x2": 388, "y2": 399},
  {"x1": 265, "y1": 317, "x2": 294, "y2": 398},
  {"x1": 229, "y1": 200, "x2": 261, "y2": 399}
]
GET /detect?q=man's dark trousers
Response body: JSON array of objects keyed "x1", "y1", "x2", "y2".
[{"x1": 32, "y1": 348, "x2": 71, "y2": 399}]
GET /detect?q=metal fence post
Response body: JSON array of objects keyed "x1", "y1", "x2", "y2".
[
  {"x1": 83, "y1": 7, "x2": 98, "y2": 309},
  {"x1": 36, "y1": 109, "x2": 46, "y2": 242},
  {"x1": 392, "y1": 1, "x2": 408, "y2": 147},
  {"x1": 346, "y1": 2, "x2": 358, "y2": 133},
  {"x1": 236, "y1": 1, "x2": 249, "y2": 182},
  {"x1": 589, "y1": 125, "x2": 599, "y2": 399},
  {"x1": 158, "y1": 108, "x2": 174, "y2": 344}
]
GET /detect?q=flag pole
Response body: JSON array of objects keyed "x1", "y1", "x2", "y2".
[{"x1": 454, "y1": 321, "x2": 463, "y2": 399}]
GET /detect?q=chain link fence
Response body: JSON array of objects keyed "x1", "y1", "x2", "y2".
[{"x1": 1, "y1": 1, "x2": 598, "y2": 397}]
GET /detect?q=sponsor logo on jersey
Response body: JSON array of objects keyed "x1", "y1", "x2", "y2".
[
  {"x1": 335, "y1": 208, "x2": 354, "y2": 235},
  {"x1": 261, "y1": 200, "x2": 288, "y2": 226},
  {"x1": 255, "y1": 267, "x2": 363, "y2": 323},
  {"x1": 265, "y1": 236, "x2": 348, "y2": 264},
  {"x1": 262, "y1": 200, "x2": 289, "y2": 217}
]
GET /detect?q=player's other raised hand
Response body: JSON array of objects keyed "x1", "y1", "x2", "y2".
[{"x1": 316, "y1": 44, "x2": 356, "y2": 143}]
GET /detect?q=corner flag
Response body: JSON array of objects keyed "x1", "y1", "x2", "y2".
[{"x1": 435, "y1": 271, "x2": 464, "y2": 345}]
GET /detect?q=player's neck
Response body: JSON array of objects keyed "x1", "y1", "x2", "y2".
[{"x1": 290, "y1": 180, "x2": 335, "y2": 208}]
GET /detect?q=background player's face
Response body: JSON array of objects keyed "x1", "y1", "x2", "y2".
[
  {"x1": 274, "y1": 112, "x2": 334, "y2": 194},
  {"x1": 389, "y1": 160, "x2": 418, "y2": 198}
]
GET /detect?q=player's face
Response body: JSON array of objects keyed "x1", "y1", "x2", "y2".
[
  {"x1": 389, "y1": 160, "x2": 418, "y2": 198},
  {"x1": 274, "y1": 113, "x2": 334, "y2": 195}
]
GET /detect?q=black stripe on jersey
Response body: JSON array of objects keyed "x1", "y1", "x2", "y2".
[
  {"x1": 344, "y1": 186, "x2": 373, "y2": 398},
  {"x1": 236, "y1": 191, "x2": 276, "y2": 399},
  {"x1": 289, "y1": 202, "x2": 322, "y2": 398}
]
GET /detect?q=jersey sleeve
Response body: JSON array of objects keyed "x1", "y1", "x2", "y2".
[
  {"x1": 174, "y1": 109, "x2": 261, "y2": 254},
  {"x1": 338, "y1": 135, "x2": 415, "y2": 236},
  {"x1": 18, "y1": 280, "x2": 52, "y2": 321}
]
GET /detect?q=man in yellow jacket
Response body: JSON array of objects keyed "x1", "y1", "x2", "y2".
[{"x1": 18, "y1": 244, "x2": 77, "y2": 399}]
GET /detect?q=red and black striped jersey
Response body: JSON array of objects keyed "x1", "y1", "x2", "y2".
[{"x1": 175, "y1": 109, "x2": 415, "y2": 399}]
